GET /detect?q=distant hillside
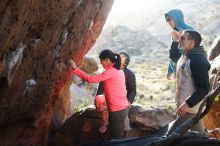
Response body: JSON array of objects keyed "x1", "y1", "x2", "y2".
[
  {"x1": 90, "y1": 0, "x2": 220, "y2": 55},
  {"x1": 91, "y1": 25, "x2": 168, "y2": 59},
  {"x1": 86, "y1": 0, "x2": 220, "y2": 109}
]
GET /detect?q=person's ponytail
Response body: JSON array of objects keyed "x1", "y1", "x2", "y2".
[
  {"x1": 114, "y1": 53, "x2": 121, "y2": 69},
  {"x1": 99, "y1": 49, "x2": 121, "y2": 70}
]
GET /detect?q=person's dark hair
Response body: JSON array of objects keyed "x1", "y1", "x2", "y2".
[
  {"x1": 119, "y1": 52, "x2": 130, "y2": 68},
  {"x1": 184, "y1": 30, "x2": 202, "y2": 47},
  {"x1": 99, "y1": 49, "x2": 121, "y2": 69}
]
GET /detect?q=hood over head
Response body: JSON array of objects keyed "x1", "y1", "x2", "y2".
[{"x1": 165, "y1": 9, "x2": 193, "y2": 31}]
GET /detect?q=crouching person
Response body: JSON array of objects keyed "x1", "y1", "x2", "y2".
[{"x1": 69, "y1": 49, "x2": 129, "y2": 139}]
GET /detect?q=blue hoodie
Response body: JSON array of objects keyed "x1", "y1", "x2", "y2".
[{"x1": 165, "y1": 9, "x2": 193, "y2": 31}]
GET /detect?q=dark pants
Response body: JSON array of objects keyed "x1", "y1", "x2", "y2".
[
  {"x1": 167, "y1": 112, "x2": 204, "y2": 135},
  {"x1": 109, "y1": 108, "x2": 128, "y2": 139}
]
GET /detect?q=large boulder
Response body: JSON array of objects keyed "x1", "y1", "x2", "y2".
[
  {"x1": 51, "y1": 105, "x2": 175, "y2": 145},
  {"x1": 203, "y1": 101, "x2": 220, "y2": 130},
  {"x1": 204, "y1": 35, "x2": 220, "y2": 130},
  {"x1": 51, "y1": 107, "x2": 112, "y2": 146},
  {"x1": 129, "y1": 105, "x2": 175, "y2": 130},
  {"x1": 0, "y1": 0, "x2": 114, "y2": 145}
]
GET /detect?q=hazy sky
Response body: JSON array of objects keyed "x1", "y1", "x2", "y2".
[
  {"x1": 102, "y1": 0, "x2": 220, "y2": 37},
  {"x1": 110, "y1": 0, "x2": 155, "y2": 14},
  {"x1": 104, "y1": 0, "x2": 176, "y2": 29}
]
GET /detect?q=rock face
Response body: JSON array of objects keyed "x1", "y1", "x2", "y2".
[
  {"x1": 0, "y1": 0, "x2": 114, "y2": 145},
  {"x1": 51, "y1": 107, "x2": 111, "y2": 146},
  {"x1": 205, "y1": 36, "x2": 220, "y2": 130},
  {"x1": 50, "y1": 56, "x2": 99, "y2": 138}
]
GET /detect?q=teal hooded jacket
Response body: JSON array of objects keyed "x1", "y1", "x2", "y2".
[
  {"x1": 165, "y1": 9, "x2": 193, "y2": 31},
  {"x1": 165, "y1": 9, "x2": 194, "y2": 63}
]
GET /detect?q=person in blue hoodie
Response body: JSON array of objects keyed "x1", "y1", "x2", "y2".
[{"x1": 165, "y1": 9, "x2": 193, "y2": 80}]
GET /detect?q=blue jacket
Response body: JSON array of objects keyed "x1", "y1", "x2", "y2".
[
  {"x1": 165, "y1": 9, "x2": 194, "y2": 63},
  {"x1": 165, "y1": 9, "x2": 193, "y2": 31}
]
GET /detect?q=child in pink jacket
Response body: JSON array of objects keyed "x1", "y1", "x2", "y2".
[{"x1": 69, "y1": 49, "x2": 129, "y2": 139}]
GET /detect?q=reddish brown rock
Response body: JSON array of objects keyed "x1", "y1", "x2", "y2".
[
  {"x1": 205, "y1": 37, "x2": 220, "y2": 130},
  {"x1": 50, "y1": 56, "x2": 99, "y2": 140},
  {"x1": 0, "y1": 0, "x2": 114, "y2": 145},
  {"x1": 49, "y1": 79, "x2": 72, "y2": 141},
  {"x1": 51, "y1": 107, "x2": 112, "y2": 146},
  {"x1": 205, "y1": 101, "x2": 220, "y2": 130},
  {"x1": 204, "y1": 62, "x2": 220, "y2": 130}
]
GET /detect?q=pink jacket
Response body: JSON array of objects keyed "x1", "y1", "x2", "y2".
[{"x1": 72, "y1": 65, "x2": 129, "y2": 112}]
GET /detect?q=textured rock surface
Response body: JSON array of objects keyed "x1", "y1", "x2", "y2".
[
  {"x1": 50, "y1": 56, "x2": 99, "y2": 139},
  {"x1": 204, "y1": 101, "x2": 220, "y2": 129},
  {"x1": 0, "y1": 0, "x2": 114, "y2": 145},
  {"x1": 205, "y1": 36, "x2": 220, "y2": 130},
  {"x1": 129, "y1": 105, "x2": 175, "y2": 130},
  {"x1": 52, "y1": 105, "x2": 175, "y2": 146},
  {"x1": 51, "y1": 107, "x2": 111, "y2": 146}
]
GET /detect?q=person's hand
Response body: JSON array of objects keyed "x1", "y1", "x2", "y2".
[
  {"x1": 176, "y1": 102, "x2": 190, "y2": 117},
  {"x1": 167, "y1": 74, "x2": 172, "y2": 80},
  {"x1": 69, "y1": 59, "x2": 77, "y2": 70},
  {"x1": 170, "y1": 30, "x2": 180, "y2": 42}
]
